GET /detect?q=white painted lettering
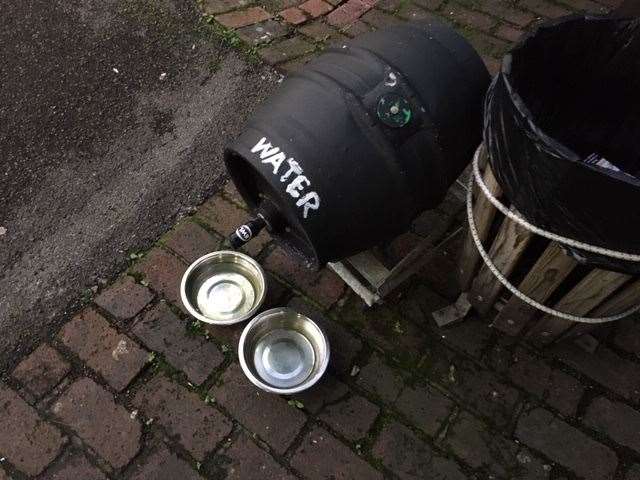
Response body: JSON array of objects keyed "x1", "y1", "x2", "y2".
[
  {"x1": 262, "y1": 152, "x2": 286, "y2": 174},
  {"x1": 250, "y1": 136, "x2": 322, "y2": 219},
  {"x1": 280, "y1": 159, "x2": 302, "y2": 182},
  {"x1": 297, "y1": 192, "x2": 320, "y2": 219},
  {"x1": 286, "y1": 175, "x2": 310, "y2": 198},
  {"x1": 251, "y1": 137, "x2": 280, "y2": 159}
]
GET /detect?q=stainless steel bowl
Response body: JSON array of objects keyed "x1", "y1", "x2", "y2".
[
  {"x1": 180, "y1": 251, "x2": 267, "y2": 325},
  {"x1": 238, "y1": 307, "x2": 330, "y2": 394}
]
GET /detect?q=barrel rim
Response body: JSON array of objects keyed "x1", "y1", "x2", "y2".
[{"x1": 495, "y1": 14, "x2": 640, "y2": 189}]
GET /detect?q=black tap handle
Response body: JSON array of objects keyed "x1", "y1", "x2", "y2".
[{"x1": 228, "y1": 216, "x2": 267, "y2": 249}]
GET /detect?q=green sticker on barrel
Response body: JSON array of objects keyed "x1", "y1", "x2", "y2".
[{"x1": 377, "y1": 93, "x2": 412, "y2": 128}]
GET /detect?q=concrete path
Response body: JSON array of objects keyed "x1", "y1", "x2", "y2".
[{"x1": 0, "y1": 0, "x2": 279, "y2": 366}]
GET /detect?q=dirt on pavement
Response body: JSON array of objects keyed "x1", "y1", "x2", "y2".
[{"x1": 0, "y1": 0, "x2": 279, "y2": 369}]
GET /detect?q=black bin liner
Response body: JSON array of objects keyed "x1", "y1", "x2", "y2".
[{"x1": 484, "y1": 15, "x2": 640, "y2": 274}]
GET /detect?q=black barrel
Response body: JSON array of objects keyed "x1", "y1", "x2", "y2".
[{"x1": 225, "y1": 21, "x2": 490, "y2": 268}]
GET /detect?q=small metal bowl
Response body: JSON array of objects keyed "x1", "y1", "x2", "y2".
[
  {"x1": 180, "y1": 251, "x2": 267, "y2": 325},
  {"x1": 238, "y1": 307, "x2": 330, "y2": 394}
]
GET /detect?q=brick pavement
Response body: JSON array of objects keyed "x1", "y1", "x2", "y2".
[
  {"x1": 1, "y1": 0, "x2": 637, "y2": 478},
  {"x1": 202, "y1": 0, "x2": 610, "y2": 75}
]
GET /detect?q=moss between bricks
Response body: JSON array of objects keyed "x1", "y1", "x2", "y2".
[
  {"x1": 337, "y1": 295, "x2": 423, "y2": 370},
  {"x1": 203, "y1": 14, "x2": 263, "y2": 61}
]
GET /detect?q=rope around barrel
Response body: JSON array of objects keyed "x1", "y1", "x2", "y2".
[{"x1": 466, "y1": 146, "x2": 640, "y2": 324}]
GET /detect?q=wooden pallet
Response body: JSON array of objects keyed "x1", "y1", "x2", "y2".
[
  {"x1": 329, "y1": 226, "x2": 462, "y2": 306},
  {"x1": 329, "y1": 182, "x2": 467, "y2": 306},
  {"x1": 458, "y1": 146, "x2": 640, "y2": 345}
]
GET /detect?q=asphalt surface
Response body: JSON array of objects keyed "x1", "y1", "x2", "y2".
[{"x1": 0, "y1": 0, "x2": 279, "y2": 368}]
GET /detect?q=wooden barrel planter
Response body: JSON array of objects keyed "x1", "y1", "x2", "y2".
[{"x1": 458, "y1": 145, "x2": 640, "y2": 345}]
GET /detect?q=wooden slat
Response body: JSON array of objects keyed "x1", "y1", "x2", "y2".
[
  {"x1": 590, "y1": 276, "x2": 640, "y2": 316},
  {"x1": 493, "y1": 242, "x2": 577, "y2": 336},
  {"x1": 378, "y1": 228, "x2": 462, "y2": 298},
  {"x1": 458, "y1": 153, "x2": 503, "y2": 291},
  {"x1": 562, "y1": 278, "x2": 640, "y2": 340},
  {"x1": 477, "y1": 146, "x2": 489, "y2": 170},
  {"x1": 526, "y1": 269, "x2": 631, "y2": 345},
  {"x1": 468, "y1": 211, "x2": 534, "y2": 315},
  {"x1": 327, "y1": 261, "x2": 380, "y2": 307},
  {"x1": 347, "y1": 251, "x2": 390, "y2": 290}
]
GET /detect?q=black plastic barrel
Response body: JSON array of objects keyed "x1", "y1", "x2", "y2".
[
  {"x1": 485, "y1": 15, "x2": 640, "y2": 274},
  {"x1": 225, "y1": 21, "x2": 490, "y2": 268}
]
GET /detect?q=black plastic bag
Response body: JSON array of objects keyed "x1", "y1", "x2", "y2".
[{"x1": 484, "y1": 14, "x2": 640, "y2": 274}]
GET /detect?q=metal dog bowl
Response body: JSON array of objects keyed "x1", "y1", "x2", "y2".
[
  {"x1": 238, "y1": 307, "x2": 330, "y2": 394},
  {"x1": 180, "y1": 251, "x2": 266, "y2": 325}
]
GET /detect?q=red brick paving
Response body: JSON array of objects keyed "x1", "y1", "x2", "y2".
[
  {"x1": 361, "y1": 8, "x2": 403, "y2": 28},
  {"x1": 204, "y1": 0, "x2": 604, "y2": 82},
  {"x1": 495, "y1": 23, "x2": 524, "y2": 42},
  {"x1": 51, "y1": 378, "x2": 141, "y2": 469},
  {"x1": 57, "y1": 309, "x2": 149, "y2": 391},
  {"x1": 131, "y1": 303, "x2": 224, "y2": 385},
  {"x1": 219, "y1": 433, "x2": 296, "y2": 479},
  {"x1": 300, "y1": 0, "x2": 334, "y2": 17},
  {"x1": 128, "y1": 443, "x2": 205, "y2": 480},
  {"x1": 1, "y1": 1, "x2": 636, "y2": 479},
  {"x1": 163, "y1": 221, "x2": 222, "y2": 264},
  {"x1": 291, "y1": 426, "x2": 383, "y2": 479},
  {"x1": 202, "y1": 0, "x2": 252, "y2": 14},
  {"x1": 584, "y1": 397, "x2": 640, "y2": 454},
  {"x1": 395, "y1": 383, "x2": 454, "y2": 436},
  {"x1": 41, "y1": 451, "x2": 108, "y2": 480},
  {"x1": 133, "y1": 248, "x2": 188, "y2": 310},
  {"x1": 516, "y1": 408, "x2": 618, "y2": 480},
  {"x1": 196, "y1": 195, "x2": 249, "y2": 237},
  {"x1": 519, "y1": 0, "x2": 572, "y2": 17},
  {"x1": 280, "y1": 6, "x2": 309, "y2": 24},
  {"x1": 0, "y1": 384, "x2": 65, "y2": 476},
  {"x1": 215, "y1": 7, "x2": 273, "y2": 28},
  {"x1": 265, "y1": 248, "x2": 346, "y2": 308},
  {"x1": 258, "y1": 36, "x2": 316, "y2": 64},
  {"x1": 356, "y1": 353, "x2": 404, "y2": 403},
  {"x1": 507, "y1": 346, "x2": 584, "y2": 417},
  {"x1": 291, "y1": 374, "x2": 349, "y2": 413},
  {"x1": 327, "y1": 0, "x2": 375, "y2": 27},
  {"x1": 298, "y1": 19, "x2": 346, "y2": 39},
  {"x1": 237, "y1": 20, "x2": 291, "y2": 45},
  {"x1": 210, "y1": 364, "x2": 307, "y2": 454},
  {"x1": 427, "y1": 346, "x2": 522, "y2": 427},
  {"x1": 133, "y1": 375, "x2": 233, "y2": 461},
  {"x1": 552, "y1": 343, "x2": 640, "y2": 402},
  {"x1": 437, "y1": 317, "x2": 493, "y2": 358},
  {"x1": 318, "y1": 394, "x2": 380, "y2": 440},
  {"x1": 443, "y1": 411, "x2": 522, "y2": 476},
  {"x1": 373, "y1": 421, "x2": 467, "y2": 480},
  {"x1": 444, "y1": 3, "x2": 497, "y2": 32},
  {"x1": 341, "y1": 19, "x2": 373, "y2": 36},
  {"x1": 11, "y1": 343, "x2": 70, "y2": 399},
  {"x1": 94, "y1": 275, "x2": 154, "y2": 322}
]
